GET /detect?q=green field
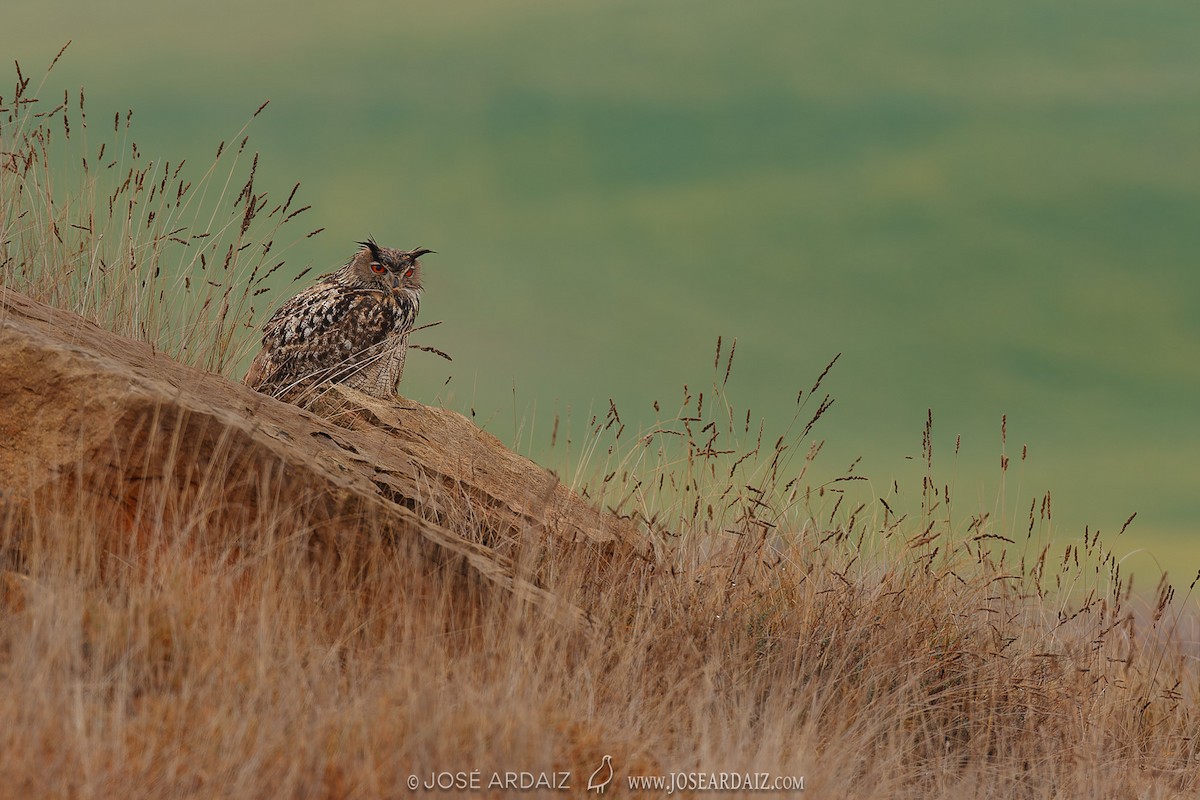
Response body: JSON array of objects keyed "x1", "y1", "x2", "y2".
[{"x1": 6, "y1": 0, "x2": 1199, "y2": 586}]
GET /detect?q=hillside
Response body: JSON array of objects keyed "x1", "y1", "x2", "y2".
[
  {"x1": 2, "y1": 288, "x2": 1198, "y2": 798},
  {"x1": 0, "y1": 289, "x2": 646, "y2": 631}
]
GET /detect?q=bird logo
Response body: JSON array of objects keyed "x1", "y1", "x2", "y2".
[{"x1": 587, "y1": 755, "x2": 613, "y2": 793}]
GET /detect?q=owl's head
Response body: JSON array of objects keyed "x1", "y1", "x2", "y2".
[{"x1": 346, "y1": 238, "x2": 432, "y2": 293}]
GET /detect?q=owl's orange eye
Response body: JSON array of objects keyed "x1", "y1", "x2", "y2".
[
  {"x1": 404, "y1": 268, "x2": 414, "y2": 278},
  {"x1": 370, "y1": 262, "x2": 386, "y2": 274}
]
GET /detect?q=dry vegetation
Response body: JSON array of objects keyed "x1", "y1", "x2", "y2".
[{"x1": 2, "y1": 49, "x2": 1199, "y2": 799}]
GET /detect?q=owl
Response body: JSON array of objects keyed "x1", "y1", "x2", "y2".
[{"x1": 244, "y1": 239, "x2": 433, "y2": 399}]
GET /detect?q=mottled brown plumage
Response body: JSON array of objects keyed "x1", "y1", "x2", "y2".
[{"x1": 244, "y1": 239, "x2": 432, "y2": 399}]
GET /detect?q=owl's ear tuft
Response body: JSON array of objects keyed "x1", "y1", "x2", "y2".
[
  {"x1": 357, "y1": 238, "x2": 382, "y2": 261},
  {"x1": 408, "y1": 248, "x2": 435, "y2": 260}
]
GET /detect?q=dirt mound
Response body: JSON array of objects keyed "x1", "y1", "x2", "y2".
[{"x1": 0, "y1": 288, "x2": 648, "y2": 629}]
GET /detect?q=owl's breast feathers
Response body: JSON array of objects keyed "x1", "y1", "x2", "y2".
[{"x1": 245, "y1": 277, "x2": 420, "y2": 392}]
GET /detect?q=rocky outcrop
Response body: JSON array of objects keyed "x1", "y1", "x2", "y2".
[{"x1": 0, "y1": 288, "x2": 648, "y2": 630}]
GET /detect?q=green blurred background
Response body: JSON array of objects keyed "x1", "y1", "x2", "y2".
[{"x1": 6, "y1": 0, "x2": 1198, "y2": 588}]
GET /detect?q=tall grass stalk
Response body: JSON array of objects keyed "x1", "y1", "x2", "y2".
[{"x1": 1, "y1": 43, "x2": 318, "y2": 374}]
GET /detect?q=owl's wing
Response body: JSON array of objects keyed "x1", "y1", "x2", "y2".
[{"x1": 256, "y1": 281, "x2": 408, "y2": 387}]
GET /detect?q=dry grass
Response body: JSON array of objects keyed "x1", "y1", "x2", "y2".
[
  {"x1": 3, "y1": 51, "x2": 1200, "y2": 799},
  {"x1": 0, "y1": 44, "x2": 319, "y2": 374}
]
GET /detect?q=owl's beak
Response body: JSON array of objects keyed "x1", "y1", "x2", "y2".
[{"x1": 390, "y1": 273, "x2": 403, "y2": 289}]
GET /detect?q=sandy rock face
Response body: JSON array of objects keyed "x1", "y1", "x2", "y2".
[{"x1": 0, "y1": 289, "x2": 646, "y2": 628}]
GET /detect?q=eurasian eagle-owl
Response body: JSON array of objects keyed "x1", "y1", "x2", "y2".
[{"x1": 244, "y1": 239, "x2": 432, "y2": 398}]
